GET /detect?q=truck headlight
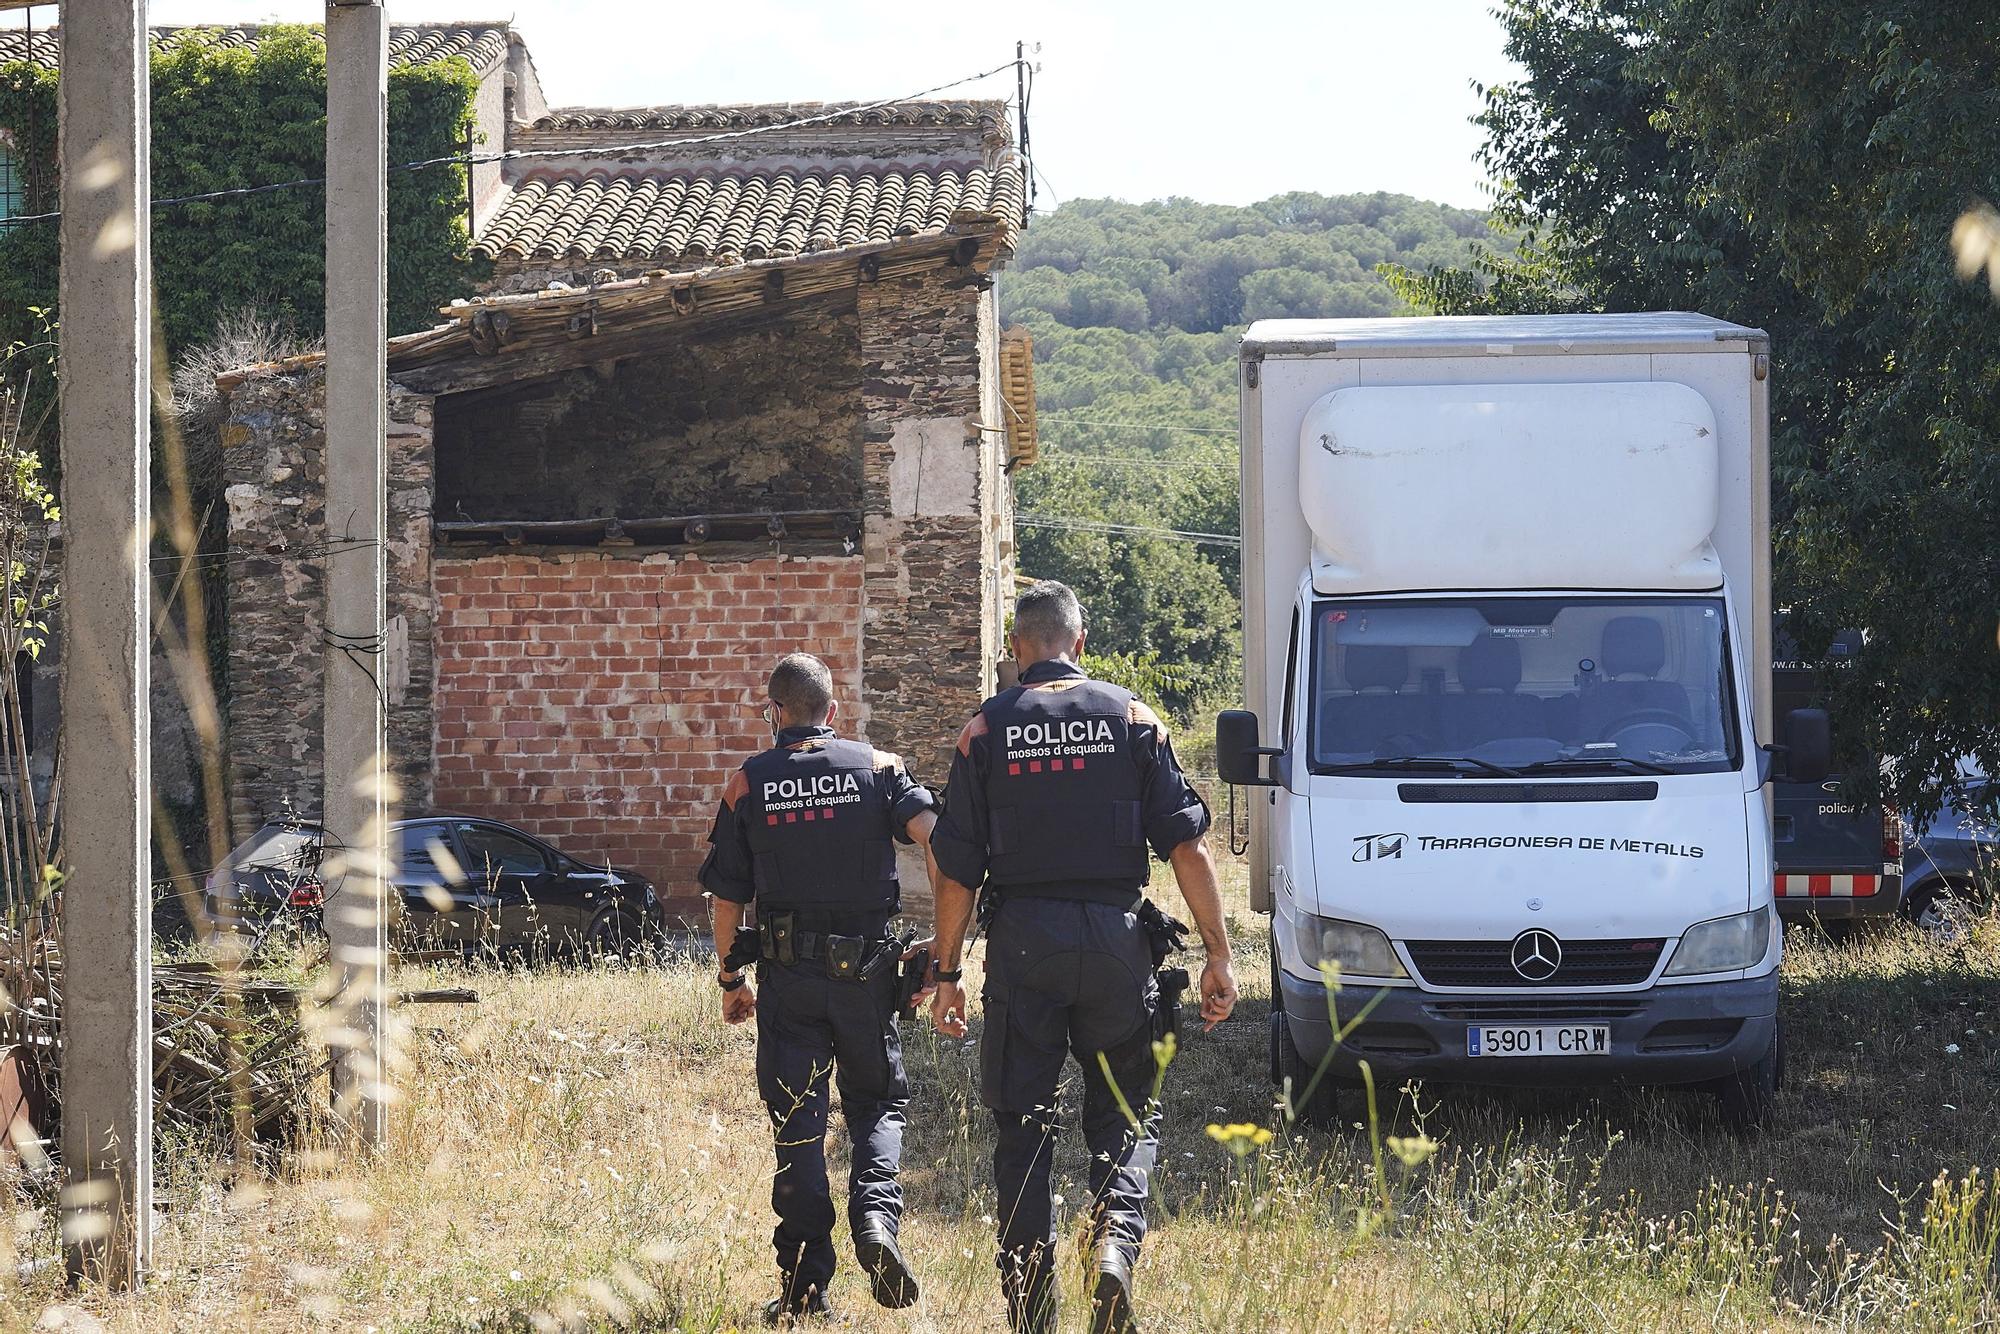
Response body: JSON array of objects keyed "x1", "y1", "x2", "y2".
[
  {"x1": 1295, "y1": 912, "x2": 1407, "y2": 979},
  {"x1": 1664, "y1": 905, "x2": 1772, "y2": 977}
]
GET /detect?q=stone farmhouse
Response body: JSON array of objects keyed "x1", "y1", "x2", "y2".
[
  {"x1": 219, "y1": 25, "x2": 1035, "y2": 918},
  {"x1": 12, "y1": 23, "x2": 1040, "y2": 918}
]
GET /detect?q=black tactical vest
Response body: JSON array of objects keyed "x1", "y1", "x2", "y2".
[
  {"x1": 979, "y1": 676, "x2": 1151, "y2": 889},
  {"x1": 739, "y1": 735, "x2": 899, "y2": 913}
]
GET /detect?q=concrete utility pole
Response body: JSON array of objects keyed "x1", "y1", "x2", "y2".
[
  {"x1": 57, "y1": 0, "x2": 154, "y2": 1288},
  {"x1": 321, "y1": 0, "x2": 392, "y2": 1147}
]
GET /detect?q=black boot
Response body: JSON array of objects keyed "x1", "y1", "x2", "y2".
[
  {"x1": 762, "y1": 1278, "x2": 832, "y2": 1326},
  {"x1": 1088, "y1": 1243, "x2": 1138, "y2": 1334},
  {"x1": 1002, "y1": 1246, "x2": 1058, "y2": 1334},
  {"x1": 853, "y1": 1215, "x2": 919, "y2": 1309}
]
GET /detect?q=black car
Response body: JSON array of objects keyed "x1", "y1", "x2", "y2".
[{"x1": 203, "y1": 814, "x2": 663, "y2": 958}]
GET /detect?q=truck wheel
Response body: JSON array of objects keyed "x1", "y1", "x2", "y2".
[
  {"x1": 1711, "y1": 1024, "x2": 1782, "y2": 1131},
  {"x1": 1276, "y1": 1011, "x2": 1346, "y2": 1128}
]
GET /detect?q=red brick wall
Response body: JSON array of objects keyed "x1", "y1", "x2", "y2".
[{"x1": 432, "y1": 552, "x2": 865, "y2": 917}]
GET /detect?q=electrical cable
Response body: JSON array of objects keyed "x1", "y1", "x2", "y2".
[
  {"x1": 1015, "y1": 515, "x2": 1241, "y2": 548},
  {"x1": 1038, "y1": 414, "x2": 1236, "y2": 435},
  {"x1": 0, "y1": 56, "x2": 1029, "y2": 229}
]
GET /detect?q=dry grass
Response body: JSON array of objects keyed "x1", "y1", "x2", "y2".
[{"x1": 6, "y1": 855, "x2": 2000, "y2": 1332}]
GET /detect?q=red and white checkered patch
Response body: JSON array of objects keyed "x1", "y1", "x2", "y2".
[{"x1": 1775, "y1": 874, "x2": 1880, "y2": 898}]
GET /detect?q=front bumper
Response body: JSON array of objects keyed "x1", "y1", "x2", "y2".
[{"x1": 1280, "y1": 968, "x2": 1778, "y2": 1088}]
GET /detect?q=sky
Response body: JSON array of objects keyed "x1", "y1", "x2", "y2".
[{"x1": 4, "y1": 0, "x2": 1521, "y2": 209}]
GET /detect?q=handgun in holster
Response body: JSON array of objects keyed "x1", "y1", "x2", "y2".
[
  {"x1": 1137, "y1": 899, "x2": 1193, "y2": 1040},
  {"x1": 895, "y1": 945, "x2": 932, "y2": 1022},
  {"x1": 843, "y1": 928, "x2": 908, "y2": 987},
  {"x1": 722, "y1": 929, "x2": 763, "y2": 975}
]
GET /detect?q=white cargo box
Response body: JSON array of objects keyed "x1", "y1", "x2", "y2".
[{"x1": 1298, "y1": 380, "x2": 1723, "y2": 594}]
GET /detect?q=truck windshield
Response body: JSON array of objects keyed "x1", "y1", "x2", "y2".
[{"x1": 1307, "y1": 597, "x2": 1741, "y2": 776}]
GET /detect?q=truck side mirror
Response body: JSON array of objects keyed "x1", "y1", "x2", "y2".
[
  {"x1": 1217, "y1": 709, "x2": 1282, "y2": 787},
  {"x1": 1783, "y1": 708, "x2": 1832, "y2": 785}
]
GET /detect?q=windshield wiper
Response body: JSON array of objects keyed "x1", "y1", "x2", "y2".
[
  {"x1": 1322, "y1": 756, "x2": 1523, "y2": 778},
  {"x1": 1518, "y1": 755, "x2": 1675, "y2": 776}
]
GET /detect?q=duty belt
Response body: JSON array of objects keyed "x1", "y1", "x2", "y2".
[{"x1": 757, "y1": 910, "x2": 899, "y2": 981}]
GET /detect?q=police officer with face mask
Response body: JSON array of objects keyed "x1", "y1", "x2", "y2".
[
  {"x1": 702, "y1": 652, "x2": 939, "y2": 1326},
  {"x1": 928, "y1": 581, "x2": 1240, "y2": 1334}
]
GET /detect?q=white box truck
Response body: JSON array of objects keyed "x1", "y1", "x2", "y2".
[{"x1": 1216, "y1": 313, "x2": 1831, "y2": 1127}]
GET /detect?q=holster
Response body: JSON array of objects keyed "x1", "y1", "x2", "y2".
[
  {"x1": 1154, "y1": 965, "x2": 1191, "y2": 1041},
  {"x1": 975, "y1": 884, "x2": 999, "y2": 933},
  {"x1": 722, "y1": 928, "x2": 763, "y2": 974},
  {"x1": 1137, "y1": 898, "x2": 1192, "y2": 1040},
  {"x1": 895, "y1": 945, "x2": 932, "y2": 1022},
  {"x1": 1136, "y1": 898, "x2": 1190, "y2": 969}
]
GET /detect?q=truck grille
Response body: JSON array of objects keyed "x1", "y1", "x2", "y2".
[{"x1": 1405, "y1": 937, "x2": 1665, "y2": 988}]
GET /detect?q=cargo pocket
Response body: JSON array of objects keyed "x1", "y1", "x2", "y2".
[
  {"x1": 978, "y1": 987, "x2": 1010, "y2": 1110},
  {"x1": 1111, "y1": 800, "x2": 1144, "y2": 848},
  {"x1": 835, "y1": 966, "x2": 905, "y2": 1102}
]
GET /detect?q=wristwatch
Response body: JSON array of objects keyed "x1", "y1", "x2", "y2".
[
  {"x1": 718, "y1": 972, "x2": 746, "y2": 991},
  {"x1": 934, "y1": 966, "x2": 964, "y2": 983}
]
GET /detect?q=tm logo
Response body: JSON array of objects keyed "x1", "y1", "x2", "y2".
[{"x1": 1352, "y1": 832, "x2": 1407, "y2": 863}]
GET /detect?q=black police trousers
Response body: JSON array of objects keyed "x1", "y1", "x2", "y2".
[
  {"x1": 980, "y1": 895, "x2": 1162, "y2": 1299},
  {"x1": 755, "y1": 955, "x2": 909, "y2": 1300}
]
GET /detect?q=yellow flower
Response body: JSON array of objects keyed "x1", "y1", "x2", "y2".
[
  {"x1": 1205, "y1": 1121, "x2": 1276, "y2": 1152},
  {"x1": 1387, "y1": 1133, "x2": 1439, "y2": 1169}
]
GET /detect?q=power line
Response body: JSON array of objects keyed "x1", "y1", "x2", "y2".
[
  {"x1": 1015, "y1": 515, "x2": 1241, "y2": 549},
  {"x1": 1038, "y1": 413, "x2": 1237, "y2": 436},
  {"x1": 0, "y1": 57, "x2": 1027, "y2": 229},
  {"x1": 1042, "y1": 454, "x2": 1234, "y2": 470}
]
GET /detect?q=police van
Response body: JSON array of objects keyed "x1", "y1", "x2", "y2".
[
  {"x1": 1218, "y1": 314, "x2": 1831, "y2": 1127},
  {"x1": 1771, "y1": 624, "x2": 1901, "y2": 925}
]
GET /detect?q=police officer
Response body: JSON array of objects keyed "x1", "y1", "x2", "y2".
[
  {"x1": 702, "y1": 652, "x2": 939, "y2": 1325},
  {"x1": 928, "y1": 581, "x2": 1239, "y2": 1334}
]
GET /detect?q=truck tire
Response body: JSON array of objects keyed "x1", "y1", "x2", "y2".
[
  {"x1": 1711, "y1": 1023, "x2": 1782, "y2": 1131},
  {"x1": 1271, "y1": 940, "x2": 1344, "y2": 1126}
]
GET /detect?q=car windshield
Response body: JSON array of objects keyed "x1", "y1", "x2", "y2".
[{"x1": 1308, "y1": 596, "x2": 1741, "y2": 776}]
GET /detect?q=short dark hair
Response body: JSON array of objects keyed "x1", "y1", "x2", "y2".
[
  {"x1": 768, "y1": 652, "x2": 834, "y2": 723},
  {"x1": 1013, "y1": 580, "x2": 1084, "y2": 653}
]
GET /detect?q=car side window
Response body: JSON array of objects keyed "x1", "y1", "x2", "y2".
[
  {"x1": 398, "y1": 824, "x2": 463, "y2": 885},
  {"x1": 457, "y1": 823, "x2": 551, "y2": 880}
]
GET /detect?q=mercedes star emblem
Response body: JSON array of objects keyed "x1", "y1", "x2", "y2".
[{"x1": 1510, "y1": 929, "x2": 1563, "y2": 982}]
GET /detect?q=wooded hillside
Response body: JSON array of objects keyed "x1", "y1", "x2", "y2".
[{"x1": 1000, "y1": 192, "x2": 1498, "y2": 714}]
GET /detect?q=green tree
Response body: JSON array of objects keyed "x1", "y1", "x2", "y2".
[{"x1": 1389, "y1": 0, "x2": 2000, "y2": 814}]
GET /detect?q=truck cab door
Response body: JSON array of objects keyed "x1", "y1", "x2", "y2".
[{"x1": 1267, "y1": 606, "x2": 1306, "y2": 914}]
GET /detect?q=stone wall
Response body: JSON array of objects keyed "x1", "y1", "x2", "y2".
[
  {"x1": 855, "y1": 270, "x2": 996, "y2": 783},
  {"x1": 431, "y1": 552, "x2": 864, "y2": 916},
  {"x1": 431, "y1": 305, "x2": 862, "y2": 523},
  {"x1": 220, "y1": 372, "x2": 436, "y2": 832}
]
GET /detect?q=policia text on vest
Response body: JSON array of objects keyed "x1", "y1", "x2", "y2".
[
  {"x1": 929, "y1": 581, "x2": 1240, "y2": 1334},
  {"x1": 700, "y1": 655, "x2": 940, "y2": 1326}
]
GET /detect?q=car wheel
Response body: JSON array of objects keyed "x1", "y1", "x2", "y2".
[
  {"x1": 583, "y1": 906, "x2": 641, "y2": 963},
  {"x1": 1710, "y1": 1023, "x2": 1781, "y2": 1132},
  {"x1": 1904, "y1": 878, "x2": 1978, "y2": 944}
]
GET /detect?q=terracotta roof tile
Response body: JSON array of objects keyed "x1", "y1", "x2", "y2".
[
  {"x1": 472, "y1": 158, "x2": 1026, "y2": 264},
  {"x1": 0, "y1": 24, "x2": 512, "y2": 75},
  {"x1": 530, "y1": 101, "x2": 1006, "y2": 134}
]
